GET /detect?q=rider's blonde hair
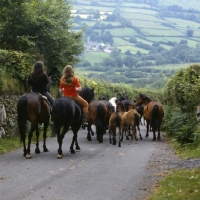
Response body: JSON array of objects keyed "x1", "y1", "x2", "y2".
[{"x1": 61, "y1": 65, "x2": 75, "y2": 85}]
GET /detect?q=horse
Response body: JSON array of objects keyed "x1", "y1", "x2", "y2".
[
  {"x1": 78, "y1": 87, "x2": 95, "y2": 129},
  {"x1": 86, "y1": 100, "x2": 107, "y2": 143},
  {"x1": 135, "y1": 93, "x2": 164, "y2": 141},
  {"x1": 108, "y1": 101, "x2": 126, "y2": 147},
  {"x1": 136, "y1": 105, "x2": 146, "y2": 125},
  {"x1": 52, "y1": 87, "x2": 94, "y2": 158},
  {"x1": 121, "y1": 103, "x2": 142, "y2": 142},
  {"x1": 99, "y1": 99, "x2": 115, "y2": 130},
  {"x1": 109, "y1": 97, "x2": 117, "y2": 111},
  {"x1": 17, "y1": 92, "x2": 51, "y2": 158}
]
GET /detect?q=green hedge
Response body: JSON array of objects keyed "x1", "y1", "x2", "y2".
[
  {"x1": 0, "y1": 50, "x2": 34, "y2": 94},
  {"x1": 163, "y1": 64, "x2": 200, "y2": 144}
]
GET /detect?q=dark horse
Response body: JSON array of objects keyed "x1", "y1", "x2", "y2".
[
  {"x1": 52, "y1": 87, "x2": 94, "y2": 158},
  {"x1": 86, "y1": 100, "x2": 107, "y2": 143},
  {"x1": 135, "y1": 93, "x2": 164, "y2": 141},
  {"x1": 17, "y1": 92, "x2": 51, "y2": 158}
]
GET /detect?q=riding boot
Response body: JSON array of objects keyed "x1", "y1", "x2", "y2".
[{"x1": 82, "y1": 112, "x2": 88, "y2": 129}]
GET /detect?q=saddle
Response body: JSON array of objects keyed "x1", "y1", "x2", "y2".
[{"x1": 41, "y1": 95, "x2": 52, "y2": 112}]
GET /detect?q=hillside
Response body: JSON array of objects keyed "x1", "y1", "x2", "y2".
[{"x1": 71, "y1": 0, "x2": 200, "y2": 89}]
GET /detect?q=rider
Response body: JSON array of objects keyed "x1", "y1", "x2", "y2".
[
  {"x1": 28, "y1": 61, "x2": 54, "y2": 107},
  {"x1": 59, "y1": 65, "x2": 89, "y2": 123}
]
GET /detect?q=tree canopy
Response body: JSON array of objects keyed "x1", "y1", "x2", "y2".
[{"x1": 0, "y1": 0, "x2": 85, "y2": 83}]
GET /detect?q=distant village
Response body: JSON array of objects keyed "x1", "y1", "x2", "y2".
[{"x1": 84, "y1": 42, "x2": 112, "y2": 53}]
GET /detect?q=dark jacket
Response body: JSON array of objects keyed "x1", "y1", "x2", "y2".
[{"x1": 28, "y1": 74, "x2": 49, "y2": 93}]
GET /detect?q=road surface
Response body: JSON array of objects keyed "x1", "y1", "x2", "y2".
[{"x1": 0, "y1": 124, "x2": 165, "y2": 200}]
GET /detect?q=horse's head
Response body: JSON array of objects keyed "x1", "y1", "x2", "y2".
[
  {"x1": 116, "y1": 101, "x2": 126, "y2": 112},
  {"x1": 135, "y1": 93, "x2": 152, "y2": 106},
  {"x1": 79, "y1": 87, "x2": 94, "y2": 103}
]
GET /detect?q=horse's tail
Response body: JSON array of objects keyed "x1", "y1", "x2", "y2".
[
  {"x1": 115, "y1": 112, "x2": 121, "y2": 127},
  {"x1": 152, "y1": 105, "x2": 160, "y2": 129},
  {"x1": 17, "y1": 96, "x2": 27, "y2": 142},
  {"x1": 96, "y1": 103, "x2": 105, "y2": 124},
  {"x1": 95, "y1": 104, "x2": 106, "y2": 133},
  {"x1": 134, "y1": 113, "x2": 140, "y2": 127}
]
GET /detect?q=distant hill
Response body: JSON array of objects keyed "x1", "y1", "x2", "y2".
[{"x1": 71, "y1": 0, "x2": 200, "y2": 89}]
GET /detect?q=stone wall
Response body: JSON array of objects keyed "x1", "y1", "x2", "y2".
[{"x1": 0, "y1": 94, "x2": 20, "y2": 138}]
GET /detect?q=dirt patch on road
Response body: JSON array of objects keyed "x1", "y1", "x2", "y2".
[{"x1": 135, "y1": 133, "x2": 200, "y2": 200}]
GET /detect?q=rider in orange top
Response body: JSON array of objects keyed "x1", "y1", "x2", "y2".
[{"x1": 59, "y1": 65, "x2": 88, "y2": 114}]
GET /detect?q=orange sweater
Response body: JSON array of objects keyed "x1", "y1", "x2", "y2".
[{"x1": 59, "y1": 77, "x2": 81, "y2": 97}]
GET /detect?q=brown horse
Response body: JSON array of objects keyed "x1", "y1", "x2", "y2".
[
  {"x1": 99, "y1": 99, "x2": 115, "y2": 130},
  {"x1": 121, "y1": 103, "x2": 142, "y2": 141},
  {"x1": 17, "y1": 92, "x2": 51, "y2": 158},
  {"x1": 135, "y1": 93, "x2": 164, "y2": 141},
  {"x1": 108, "y1": 101, "x2": 126, "y2": 147},
  {"x1": 86, "y1": 100, "x2": 107, "y2": 143}
]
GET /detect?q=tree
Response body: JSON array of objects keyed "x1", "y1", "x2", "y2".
[
  {"x1": 0, "y1": 0, "x2": 85, "y2": 83},
  {"x1": 186, "y1": 29, "x2": 194, "y2": 37}
]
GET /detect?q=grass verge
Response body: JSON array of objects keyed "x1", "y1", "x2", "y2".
[
  {"x1": 0, "y1": 126, "x2": 53, "y2": 154},
  {"x1": 148, "y1": 167, "x2": 200, "y2": 200},
  {"x1": 148, "y1": 137, "x2": 200, "y2": 200}
]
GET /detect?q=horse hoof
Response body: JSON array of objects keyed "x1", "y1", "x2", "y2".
[
  {"x1": 57, "y1": 154, "x2": 63, "y2": 158},
  {"x1": 71, "y1": 150, "x2": 76, "y2": 154},
  {"x1": 26, "y1": 154, "x2": 32, "y2": 159},
  {"x1": 76, "y1": 146, "x2": 81, "y2": 151},
  {"x1": 35, "y1": 149, "x2": 41, "y2": 154},
  {"x1": 112, "y1": 142, "x2": 116, "y2": 145},
  {"x1": 152, "y1": 138, "x2": 156, "y2": 141},
  {"x1": 43, "y1": 148, "x2": 49, "y2": 152},
  {"x1": 140, "y1": 137, "x2": 143, "y2": 140}
]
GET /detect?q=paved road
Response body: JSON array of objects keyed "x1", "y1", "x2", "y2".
[{"x1": 0, "y1": 124, "x2": 163, "y2": 200}]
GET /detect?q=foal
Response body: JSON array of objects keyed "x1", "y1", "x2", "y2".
[
  {"x1": 108, "y1": 101, "x2": 126, "y2": 147},
  {"x1": 121, "y1": 103, "x2": 142, "y2": 142}
]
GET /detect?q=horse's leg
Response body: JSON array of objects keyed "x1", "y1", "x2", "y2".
[
  {"x1": 145, "y1": 121, "x2": 149, "y2": 137},
  {"x1": 120, "y1": 127, "x2": 124, "y2": 141},
  {"x1": 125, "y1": 126, "x2": 129, "y2": 140},
  {"x1": 109, "y1": 127, "x2": 112, "y2": 144},
  {"x1": 112, "y1": 127, "x2": 116, "y2": 145},
  {"x1": 152, "y1": 125, "x2": 156, "y2": 141},
  {"x1": 157, "y1": 126, "x2": 161, "y2": 141},
  {"x1": 118, "y1": 127, "x2": 121, "y2": 147},
  {"x1": 22, "y1": 137, "x2": 27, "y2": 157},
  {"x1": 35, "y1": 125, "x2": 41, "y2": 154},
  {"x1": 43, "y1": 122, "x2": 49, "y2": 152},
  {"x1": 132, "y1": 125, "x2": 138, "y2": 143},
  {"x1": 57, "y1": 126, "x2": 68, "y2": 158},
  {"x1": 86, "y1": 123, "x2": 92, "y2": 141},
  {"x1": 70, "y1": 131, "x2": 77, "y2": 154},
  {"x1": 26, "y1": 124, "x2": 35, "y2": 158},
  {"x1": 71, "y1": 126, "x2": 81, "y2": 151},
  {"x1": 140, "y1": 115, "x2": 143, "y2": 125},
  {"x1": 137, "y1": 125, "x2": 142, "y2": 140}
]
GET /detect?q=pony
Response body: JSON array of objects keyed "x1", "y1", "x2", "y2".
[
  {"x1": 17, "y1": 92, "x2": 51, "y2": 158},
  {"x1": 99, "y1": 99, "x2": 115, "y2": 130},
  {"x1": 86, "y1": 100, "x2": 107, "y2": 143},
  {"x1": 52, "y1": 87, "x2": 94, "y2": 158},
  {"x1": 135, "y1": 93, "x2": 164, "y2": 141},
  {"x1": 109, "y1": 97, "x2": 117, "y2": 111},
  {"x1": 136, "y1": 105, "x2": 146, "y2": 125},
  {"x1": 108, "y1": 101, "x2": 126, "y2": 147},
  {"x1": 121, "y1": 103, "x2": 142, "y2": 142}
]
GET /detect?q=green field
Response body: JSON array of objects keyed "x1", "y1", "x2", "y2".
[{"x1": 81, "y1": 52, "x2": 109, "y2": 64}]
